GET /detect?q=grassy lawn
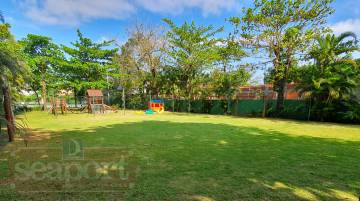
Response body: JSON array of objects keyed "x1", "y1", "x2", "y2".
[{"x1": 0, "y1": 111, "x2": 359, "y2": 201}]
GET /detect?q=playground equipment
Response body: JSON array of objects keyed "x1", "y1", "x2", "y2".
[
  {"x1": 86, "y1": 89, "x2": 117, "y2": 114},
  {"x1": 145, "y1": 109, "x2": 155, "y2": 115},
  {"x1": 148, "y1": 99, "x2": 164, "y2": 113},
  {"x1": 86, "y1": 89, "x2": 105, "y2": 114},
  {"x1": 49, "y1": 97, "x2": 68, "y2": 115}
]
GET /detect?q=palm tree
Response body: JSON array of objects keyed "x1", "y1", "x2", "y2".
[
  {"x1": 0, "y1": 11, "x2": 3, "y2": 135},
  {"x1": 0, "y1": 12, "x2": 25, "y2": 142},
  {"x1": 299, "y1": 32, "x2": 359, "y2": 121},
  {"x1": 310, "y1": 31, "x2": 358, "y2": 74}
]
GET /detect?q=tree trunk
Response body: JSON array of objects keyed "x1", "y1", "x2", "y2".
[
  {"x1": 276, "y1": 79, "x2": 286, "y2": 112},
  {"x1": 262, "y1": 87, "x2": 267, "y2": 118},
  {"x1": 41, "y1": 79, "x2": 47, "y2": 111},
  {"x1": 187, "y1": 81, "x2": 192, "y2": 113},
  {"x1": 188, "y1": 99, "x2": 191, "y2": 113},
  {"x1": 273, "y1": 46, "x2": 288, "y2": 115},
  {"x1": 187, "y1": 90, "x2": 192, "y2": 113},
  {"x1": 34, "y1": 90, "x2": 41, "y2": 106},
  {"x1": 172, "y1": 93, "x2": 175, "y2": 112},
  {"x1": 307, "y1": 98, "x2": 312, "y2": 121},
  {"x1": 122, "y1": 87, "x2": 125, "y2": 115},
  {"x1": 74, "y1": 88, "x2": 77, "y2": 108},
  {"x1": 276, "y1": 48, "x2": 292, "y2": 114},
  {"x1": 2, "y1": 85, "x2": 15, "y2": 142},
  {"x1": 226, "y1": 92, "x2": 231, "y2": 115}
]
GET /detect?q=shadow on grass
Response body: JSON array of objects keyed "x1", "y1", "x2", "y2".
[{"x1": 1, "y1": 120, "x2": 360, "y2": 201}]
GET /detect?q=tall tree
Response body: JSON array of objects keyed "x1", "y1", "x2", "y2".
[
  {"x1": 20, "y1": 34, "x2": 63, "y2": 108},
  {"x1": 162, "y1": 65, "x2": 181, "y2": 111},
  {"x1": 0, "y1": 17, "x2": 26, "y2": 142},
  {"x1": 231, "y1": 0, "x2": 334, "y2": 114},
  {"x1": 62, "y1": 30, "x2": 118, "y2": 106},
  {"x1": 213, "y1": 26, "x2": 249, "y2": 113},
  {"x1": 163, "y1": 19, "x2": 223, "y2": 112},
  {"x1": 113, "y1": 40, "x2": 143, "y2": 109},
  {"x1": 114, "y1": 24, "x2": 166, "y2": 108},
  {"x1": 129, "y1": 24, "x2": 165, "y2": 97}
]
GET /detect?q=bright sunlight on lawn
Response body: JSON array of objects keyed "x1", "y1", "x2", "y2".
[{"x1": 1, "y1": 111, "x2": 360, "y2": 201}]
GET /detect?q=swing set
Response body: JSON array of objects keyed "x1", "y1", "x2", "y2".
[{"x1": 49, "y1": 97, "x2": 68, "y2": 115}]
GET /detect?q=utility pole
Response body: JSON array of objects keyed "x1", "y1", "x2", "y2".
[{"x1": 106, "y1": 71, "x2": 110, "y2": 104}]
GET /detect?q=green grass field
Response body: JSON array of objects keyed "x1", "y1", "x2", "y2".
[{"x1": 0, "y1": 111, "x2": 359, "y2": 201}]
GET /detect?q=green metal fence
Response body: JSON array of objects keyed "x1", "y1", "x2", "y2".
[
  {"x1": 164, "y1": 99, "x2": 309, "y2": 120},
  {"x1": 58, "y1": 94, "x2": 309, "y2": 120}
]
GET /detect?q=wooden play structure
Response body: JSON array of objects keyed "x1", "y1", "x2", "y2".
[
  {"x1": 86, "y1": 89, "x2": 118, "y2": 114},
  {"x1": 148, "y1": 100, "x2": 164, "y2": 113},
  {"x1": 49, "y1": 97, "x2": 68, "y2": 115},
  {"x1": 86, "y1": 89, "x2": 105, "y2": 114}
]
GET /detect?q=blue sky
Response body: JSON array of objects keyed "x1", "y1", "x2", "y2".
[
  {"x1": 2, "y1": 0, "x2": 360, "y2": 82},
  {"x1": 2, "y1": 0, "x2": 246, "y2": 45}
]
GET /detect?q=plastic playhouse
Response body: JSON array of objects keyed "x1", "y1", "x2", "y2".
[{"x1": 148, "y1": 99, "x2": 164, "y2": 113}]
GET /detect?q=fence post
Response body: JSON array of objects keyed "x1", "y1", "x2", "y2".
[
  {"x1": 307, "y1": 98, "x2": 312, "y2": 121},
  {"x1": 236, "y1": 98, "x2": 239, "y2": 116},
  {"x1": 172, "y1": 94, "x2": 175, "y2": 112},
  {"x1": 262, "y1": 85, "x2": 267, "y2": 118}
]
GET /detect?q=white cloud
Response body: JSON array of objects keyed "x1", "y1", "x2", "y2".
[
  {"x1": 330, "y1": 19, "x2": 360, "y2": 59},
  {"x1": 97, "y1": 36, "x2": 111, "y2": 43},
  {"x1": 136, "y1": 0, "x2": 239, "y2": 16},
  {"x1": 18, "y1": 0, "x2": 241, "y2": 26},
  {"x1": 19, "y1": 0, "x2": 135, "y2": 26},
  {"x1": 330, "y1": 19, "x2": 360, "y2": 35}
]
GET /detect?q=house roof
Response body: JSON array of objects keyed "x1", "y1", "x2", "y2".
[{"x1": 86, "y1": 89, "x2": 103, "y2": 97}]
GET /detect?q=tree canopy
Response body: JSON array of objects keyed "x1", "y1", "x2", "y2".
[
  {"x1": 163, "y1": 19, "x2": 224, "y2": 112},
  {"x1": 0, "y1": 21, "x2": 27, "y2": 141},
  {"x1": 230, "y1": 0, "x2": 334, "y2": 113},
  {"x1": 61, "y1": 30, "x2": 118, "y2": 100},
  {"x1": 20, "y1": 34, "x2": 63, "y2": 108},
  {"x1": 298, "y1": 32, "x2": 359, "y2": 122}
]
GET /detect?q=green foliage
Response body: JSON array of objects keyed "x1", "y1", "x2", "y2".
[
  {"x1": 215, "y1": 37, "x2": 246, "y2": 72},
  {"x1": 114, "y1": 24, "x2": 165, "y2": 104},
  {"x1": 20, "y1": 34, "x2": 63, "y2": 102},
  {"x1": 211, "y1": 68, "x2": 250, "y2": 98},
  {"x1": 163, "y1": 19, "x2": 223, "y2": 102},
  {"x1": 0, "y1": 23, "x2": 27, "y2": 87},
  {"x1": 232, "y1": 0, "x2": 334, "y2": 112},
  {"x1": 298, "y1": 32, "x2": 360, "y2": 122},
  {"x1": 210, "y1": 22, "x2": 250, "y2": 103},
  {"x1": 2, "y1": 2, "x2": 359, "y2": 124},
  {"x1": 61, "y1": 30, "x2": 118, "y2": 94},
  {"x1": 0, "y1": 19, "x2": 27, "y2": 141},
  {"x1": 310, "y1": 32, "x2": 358, "y2": 70}
]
